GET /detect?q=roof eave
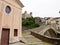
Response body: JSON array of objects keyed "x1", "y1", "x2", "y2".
[
  {"x1": 20, "y1": 2, "x2": 24, "y2": 8},
  {"x1": 17, "y1": 0, "x2": 24, "y2": 8}
]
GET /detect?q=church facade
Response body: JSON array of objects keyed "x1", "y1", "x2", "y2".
[{"x1": 0, "y1": 0, "x2": 24, "y2": 45}]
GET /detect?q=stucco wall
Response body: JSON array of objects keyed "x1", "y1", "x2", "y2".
[{"x1": 0, "y1": 0, "x2": 22, "y2": 42}]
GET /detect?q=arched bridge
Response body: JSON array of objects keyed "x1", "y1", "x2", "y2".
[{"x1": 30, "y1": 24, "x2": 60, "y2": 44}]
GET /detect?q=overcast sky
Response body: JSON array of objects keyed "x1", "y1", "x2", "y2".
[{"x1": 20, "y1": 0, "x2": 60, "y2": 17}]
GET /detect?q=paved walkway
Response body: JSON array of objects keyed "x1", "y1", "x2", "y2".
[{"x1": 22, "y1": 30, "x2": 53, "y2": 45}]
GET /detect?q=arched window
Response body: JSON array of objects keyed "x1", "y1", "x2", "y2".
[{"x1": 5, "y1": 6, "x2": 11, "y2": 14}]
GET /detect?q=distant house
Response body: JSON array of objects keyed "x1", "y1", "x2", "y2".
[
  {"x1": 34, "y1": 17, "x2": 41, "y2": 25},
  {"x1": 0, "y1": 0, "x2": 24, "y2": 45},
  {"x1": 44, "y1": 17, "x2": 56, "y2": 25},
  {"x1": 44, "y1": 17, "x2": 60, "y2": 30},
  {"x1": 22, "y1": 11, "x2": 32, "y2": 19}
]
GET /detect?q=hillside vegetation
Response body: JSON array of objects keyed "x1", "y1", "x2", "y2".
[{"x1": 22, "y1": 17, "x2": 39, "y2": 29}]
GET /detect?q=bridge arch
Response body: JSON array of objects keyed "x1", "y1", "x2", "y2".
[{"x1": 44, "y1": 28, "x2": 57, "y2": 37}]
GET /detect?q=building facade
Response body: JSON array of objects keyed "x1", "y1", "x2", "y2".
[{"x1": 0, "y1": 0, "x2": 24, "y2": 45}]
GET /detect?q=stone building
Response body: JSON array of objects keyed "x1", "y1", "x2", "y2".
[
  {"x1": 35, "y1": 17, "x2": 41, "y2": 25},
  {"x1": 44, "y1": 17, "x2": 56, "y2": 25},
  {"x1": 0, "y1": 0, "x2": 24, "y2": 45},
  {"x1": 44, "y1": 17, "x2": 60, "y2": 28},
  {"x1": 22, "y1": 11, "x2": 32, "y2": 19}
]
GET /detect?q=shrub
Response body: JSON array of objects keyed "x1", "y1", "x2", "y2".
[{"x1": 22, "y1": 17, "x2": 39, "y2": 29}]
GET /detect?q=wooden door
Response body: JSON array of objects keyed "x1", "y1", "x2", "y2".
[{"x1": 1, "y1": 28, "x2": 10, "y2": 45}]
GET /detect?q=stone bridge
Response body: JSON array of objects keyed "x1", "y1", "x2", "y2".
[{"x1": 30, "y1": 24, "x2": 60, "y2": 44}]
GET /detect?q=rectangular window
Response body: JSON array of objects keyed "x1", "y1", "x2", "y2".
[{"x1": 14, "y1": 29, "x2": 18, "y2": 36}]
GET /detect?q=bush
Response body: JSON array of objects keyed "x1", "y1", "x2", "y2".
[{"x1": 22, "y1": 17, "x2": 39, "y2": 29}]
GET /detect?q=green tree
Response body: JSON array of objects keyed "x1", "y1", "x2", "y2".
[{"x1": 22, "y1": 17, "x2": 39, "y2": 29}]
